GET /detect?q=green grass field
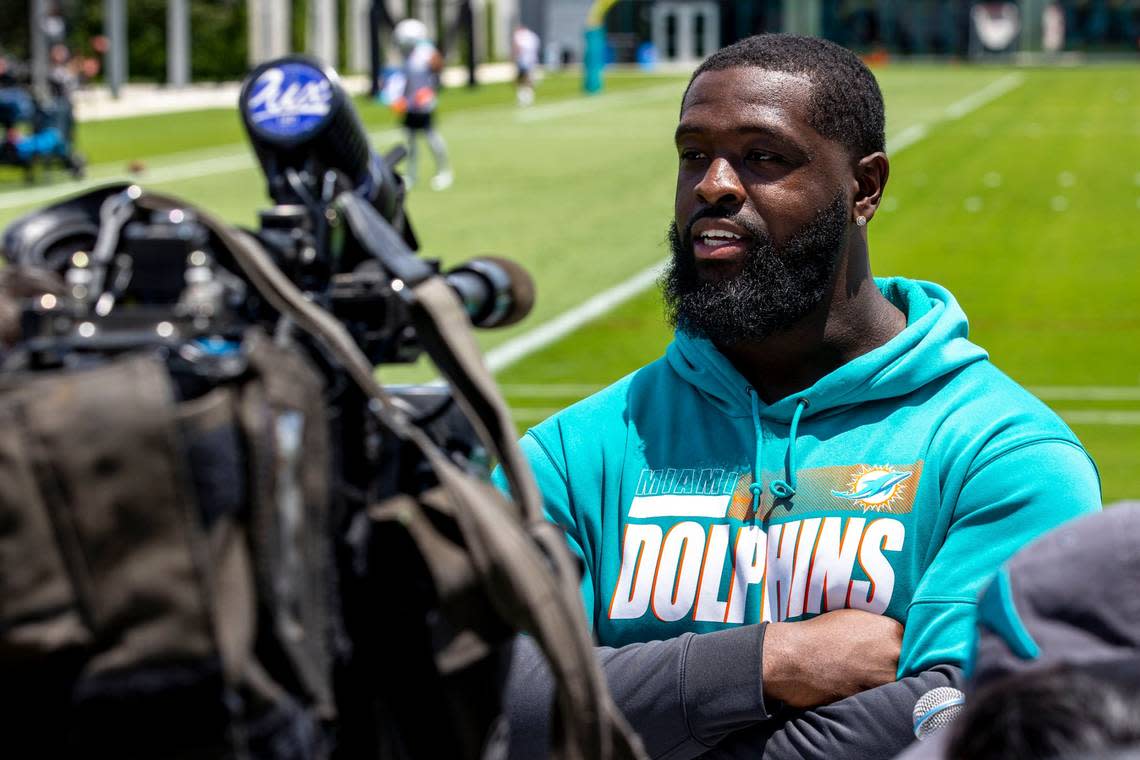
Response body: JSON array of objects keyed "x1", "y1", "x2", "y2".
[{"x1": 1, "y1": 66, "x2": 1137, "y2": 500}]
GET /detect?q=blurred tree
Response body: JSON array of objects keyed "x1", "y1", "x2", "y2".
[
  {"x1": 1, "y1": 0, "x2": 249, "y2": 83},
  {"x1": 0, "y1": 4, "x2": 32, "y2": 59},
  {"x1": 189, "y1": 0, "x2": 249, "y2": 80},
  {"x1": 292, "y1": 0, "x2": 308, "y2": 57}
]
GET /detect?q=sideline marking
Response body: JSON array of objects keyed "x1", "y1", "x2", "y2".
[
  {"x1": 1059, "y1": 410, "x2": 1140, "y2": 427},
  {"x1": 887, "y1": 124, "x2": 929, "y2": 154},
  {"x1": 942, "y1": 73, "x2": 1024, "y2": 120},
  {"x1": 484, "y1": 263, "x2": 665, "y2": 372},
  {"x1": 886, "y1": 73, "x2": 1023, "y2": 153},
  {"x1": 487, "y1": 73, "x2": 1026, "y2": 375},
  {"x1": 0, "y1": 128, "x2": 401, "y2": 212},
  {"x1": 1028, "y1": 386, "x2": 1140, "y2": 401}
]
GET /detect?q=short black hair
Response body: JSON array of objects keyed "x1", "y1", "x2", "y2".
[
  {"x1": 946, "y1": 664, "x2": 1140, "y2": 760},
  {"x1": 683, "y1": 34, "x2": 886, "y2": 159}
]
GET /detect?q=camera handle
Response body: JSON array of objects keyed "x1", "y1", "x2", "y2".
[
  {"x1": 87, "y1": 186, "x2": 137, "y2": 306},
  {"x1": 132, "y1": 190, "x2": 647, "y2": 760},
  {"x1": 332, "y1": 191, "x2": 537, "y2": 509}
]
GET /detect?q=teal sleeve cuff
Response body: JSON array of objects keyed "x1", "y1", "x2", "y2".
[{"x1": 898, "y1": 599, "x2": 976, "y2": 677}]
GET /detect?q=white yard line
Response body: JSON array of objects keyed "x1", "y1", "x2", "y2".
[
  {"x1": 483, "y1": 263, "x2": 665, "y2": 372},
  {"x1": 1028, "y1": 386, "x2": 1140, "y2": 401},
  {"x1": 488, "y1": 73, "x2": 1026, "y2": 375},
  {"x1": 0, "y1": 174, "x2": 129, "y2": 211},
  {"x1": 0, "y1": 152, "x2": 252, "y2": 211},
  {"x1": 942, "y1": 73, "x2": 1025, "y2": 120},
  {"x1": 1059, "y1": 410, "x2": 1140, "y2": 426},
  {"x1": 887, "y1": 72, "x2": 1023, "y2": 154},
  {"x1": 886, "y1": 124, "x2": 929, "y2": 154},
  {"x1": 120, "y1": 152, "x2": 256, "y2": 184},
  {"x1": 0, "y1": 127, "x2": 403, "y2": 212}
]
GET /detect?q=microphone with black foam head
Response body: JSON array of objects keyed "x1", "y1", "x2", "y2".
[
  {"x1": 444, "y1": 256, "x2": 535, "y2": 329},
  {"x1": 332, "y1": 190, "x2": 536, "y2": 332},
  {"x1": 912, "y1": 687, "x2": 965, "y2": 741}
]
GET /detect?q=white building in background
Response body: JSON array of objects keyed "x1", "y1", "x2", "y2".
[
  {"x1": 516, "y1": 0, "x2": 722, "y2": 68},
  {"x1": 247, "y1": 0, "x2": 522, "y2": 72},
  {"x1": 248, "y1": 0, "x2": 292, "y2": 63},
  {"x1": 648, "y1": 1, "x2": 719, "y2": 64},
  {"x1": 522, "y1": 0, "x2": 591, "y2": 67}
]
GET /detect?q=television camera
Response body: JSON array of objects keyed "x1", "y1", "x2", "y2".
[{"x1": 0, "y1": 56, "x2": 643, "y2": 760}]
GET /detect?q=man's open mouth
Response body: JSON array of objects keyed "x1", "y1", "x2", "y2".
[{"x1": 691, "y1": 222, "x2": 751, "y2": 261}]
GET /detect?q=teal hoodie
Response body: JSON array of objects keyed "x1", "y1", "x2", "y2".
[{"x1": 506, "y1": 277, "x2": 1100, "y2": 677}]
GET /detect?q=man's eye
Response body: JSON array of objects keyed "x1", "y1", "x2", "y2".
[
  {"x1": 746, "y1": 150, "x2": 778, "y2": 162},
  {"x1": 679, "y1": 148, "x2": 706, "y2": 161}
]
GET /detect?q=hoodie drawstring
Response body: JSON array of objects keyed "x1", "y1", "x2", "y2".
[
  {"x1": 771, "y1": 397, "x2": 809, "y2": 499},
  {"x1": 748, "y1": 389, "x2": 765, "y2": 512},
  {"x1": 748, "y1": 389, "x2": 810, "y2": 509}
]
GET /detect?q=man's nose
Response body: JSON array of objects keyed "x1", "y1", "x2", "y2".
[{"x1": 695, "y1": 158, "x2": 745, "y2": 207}]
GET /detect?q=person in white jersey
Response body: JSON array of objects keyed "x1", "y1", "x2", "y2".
[{"x1": 512, "y1": 24, "x2": 541, "y2": 107}]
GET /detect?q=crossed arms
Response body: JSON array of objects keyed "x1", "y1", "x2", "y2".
[{"x1": 505, "y1": 610, "x2": 962, "y2": 759}]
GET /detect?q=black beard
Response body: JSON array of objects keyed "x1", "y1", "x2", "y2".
[{"x1": 662, "y1": 192, "x2": 848, "y2": 345}]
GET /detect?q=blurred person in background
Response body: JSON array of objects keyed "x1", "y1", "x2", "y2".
[
  {"x1": 0, "y1": 54, "x2": 19, "y2": 86},
  {"x1": 512, "y1": 23, "x2": 541, "y2": 106},
  {"x1": 48, "y1": 43, "x2": 77, "y2": 99},
  {"x1": 44, "y1": 42, "x2": 82, "y2": 174},
  {"x1": 392, "y1": 18, "x2": 452, "y2": 191}
]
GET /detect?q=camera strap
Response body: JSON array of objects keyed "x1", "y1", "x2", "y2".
[
  {"x1": 0, "y1": 351, "x2": 296, "y2": 756},
  {"x1": 133, "y1": 190, "x2": 646, "y2": 760},
  {"x1": 406, "y1": 276, "x2": 647, "y2": 760}
]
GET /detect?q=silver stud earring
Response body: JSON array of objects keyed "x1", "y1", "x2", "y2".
[{"x1": 856, "y1": 215, "x2": 867, "y2": 227}]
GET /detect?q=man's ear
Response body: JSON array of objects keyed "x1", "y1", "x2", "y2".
[{"x1": 853, "y1": 152, "x2": 889, "y2": 223}]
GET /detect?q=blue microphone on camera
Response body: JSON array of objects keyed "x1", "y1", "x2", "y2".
[
  {"x1": 236, "y1": 56, "x2": 534, "y2": 330},
  {"x1": 239, "y1": 55, "x2": 412, "y2": 244}
]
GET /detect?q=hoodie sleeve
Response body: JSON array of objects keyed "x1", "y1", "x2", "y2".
[
  {"x1": 897, "y1": 439, "x2": 1100, "y2": 676},
  {"x1": 492, "y1": 430, "x2": 599, "y2": 621},
  {"x1": 505, "y1": 626, "x2": 774, "y2": 760},
  {"x1": 504, "y1": 630, "x2": 959, "y2": 760},
  {"x1": 696, "y1": 664, "x2": 964, "y2": 760}
]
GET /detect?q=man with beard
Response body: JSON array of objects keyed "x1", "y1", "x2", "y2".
[{"x1": 498, "y1": 34, "x2": 1099, "y2": 759}]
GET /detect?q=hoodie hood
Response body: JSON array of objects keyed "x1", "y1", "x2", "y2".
[
  {"x1": 969, "y1": 504, "x2": 1140, "y2": 687},
  {"x1": 665, "y1": 277, "x2": 989, "y2": 422}
]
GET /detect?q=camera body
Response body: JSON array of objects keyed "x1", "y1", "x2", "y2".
[{"x1": 0, "y1": 57, "x2": 510, "y2": 759}]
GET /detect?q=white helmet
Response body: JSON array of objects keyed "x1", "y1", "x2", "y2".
[{"x1": 394, "y1": 19, "x2": 429, "y2": 53}]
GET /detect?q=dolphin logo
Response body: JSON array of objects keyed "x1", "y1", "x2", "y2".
[{"x1": 832, "y1": 470, "x2": 912, "y2": 502}]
